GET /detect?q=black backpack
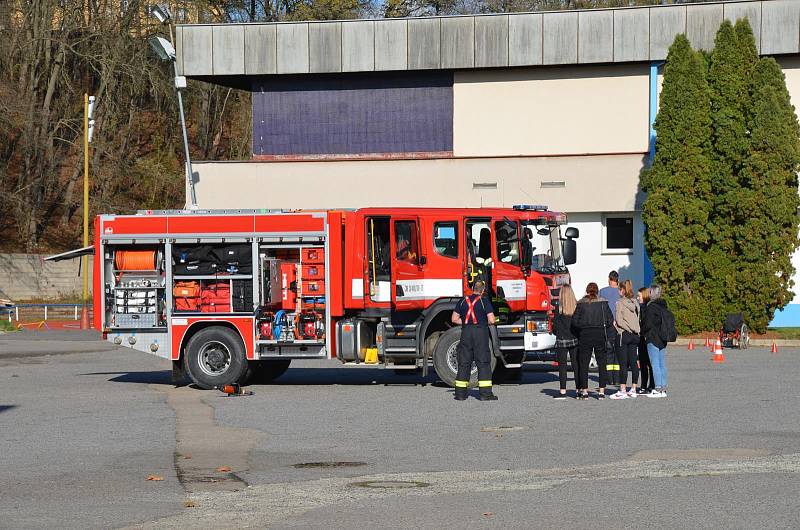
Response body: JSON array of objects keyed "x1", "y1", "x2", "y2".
[{"x1": 659, "y1": 306, "x2": 678, "y2": 343}]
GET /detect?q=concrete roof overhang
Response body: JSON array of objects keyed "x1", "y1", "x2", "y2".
[{"x1": 175, "y1": 0, "x2": 799, "y2": 81}]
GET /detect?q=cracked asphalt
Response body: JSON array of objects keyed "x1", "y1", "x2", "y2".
[{"x1": 1, "y1": 330, "x2": 798, "y2": 529}]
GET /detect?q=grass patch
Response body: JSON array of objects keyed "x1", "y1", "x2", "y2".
[
  {"x1": 766, "y1": 327, "x2": 800, "y2": 340},
  {"x1": 0, "y1": 320, "x2": 17, "y2": 332}
]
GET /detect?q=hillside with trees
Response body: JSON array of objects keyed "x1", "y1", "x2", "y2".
[{"x1": 0, "y1": 0, "x2": 704, "y2": 253}]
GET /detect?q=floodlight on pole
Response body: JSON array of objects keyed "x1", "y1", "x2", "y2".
[
  {"x1": 148, "y1": 36, "x2": 175, "y2": 61},
  {"x1": 151, "y1": 3, "x2": 171, "y2": 24},
  {"x1": 148, "y1": 16, "x2": 198, "y2": 209}
]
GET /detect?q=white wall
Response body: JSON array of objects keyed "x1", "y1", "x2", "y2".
[{"x1": 564, "y1": 212, "x2": 646, "y2": 296}]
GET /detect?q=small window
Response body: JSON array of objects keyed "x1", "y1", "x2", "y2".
[
  {"x1": 433, "y1": 221, "x2": 458, "y2": 259},
  {"x1": 395, "y1": 220, "x2": 418, "y2": 263},
  {"x1": 603, "y1": 215, "x2": 634, "y2": 254},
  {"x1": 494, "y1": 220, "x2": 520, "y2": 266}
]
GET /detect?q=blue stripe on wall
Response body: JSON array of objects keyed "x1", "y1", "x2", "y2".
[{"x1": 252, "y1": 72, "x2": 454, "y2": 156}]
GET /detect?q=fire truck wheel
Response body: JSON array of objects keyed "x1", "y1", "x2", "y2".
[
  {"x1": 242, "y1": 359, "x2": 292, "y2": 384},
  {"x1": 432, "y1": 326, "x2": 496, "y2": 388},
  {"x1": 184, "y1": 327, "x2": 248, "y2": 390}
]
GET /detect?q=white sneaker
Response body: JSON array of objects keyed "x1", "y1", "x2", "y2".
[
  {"x1": 627, "y1": 390, "x2": 637, "y2": 399},
  {"x1": 609, "y1": 390, "x2": 628, "y2": 400},
  {"x1": 647, "y1": 390, "x2": 665, "y2": 398}
]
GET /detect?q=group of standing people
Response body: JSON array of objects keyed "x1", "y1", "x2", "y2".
[{"x1": 552, "y1": 270, "x2": 672, "y2": 400}]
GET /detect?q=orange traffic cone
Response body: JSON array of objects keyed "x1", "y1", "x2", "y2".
[
  {"x1": 687, "y1": 340, "x2": 695, "y2": 351},
  {"x1": 705, "y1": 337, "x2": 711, "y2": 349},
  {"x1": 712, "y1": 339, "x2": 725, "y2": 363},
  {"x1": 771, "y1": 342, "x2": 778, "y2": 354}
]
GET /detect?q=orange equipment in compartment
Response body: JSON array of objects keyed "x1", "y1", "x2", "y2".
[
  {"x1": 302, "y1": 248, "x2": 324, "y2": 264},
  {"x1": 115, "y1": 250, "x2": 157, "y2": 271},
  {"x1": 174, "y1": 281, "x2": 201, "y2": 311},
  {"x1": 301, "y1": 280, "x2": 326, "y2": 296},
  {"x1": 200, "y1": 282, "x2": 231, "y2": 313},
  {"x1": 301, "y1": 264, "x2": 325, "y2": 281},
  {"x1": 280, "y1": 262, "x2": 297, "y2": 310}
]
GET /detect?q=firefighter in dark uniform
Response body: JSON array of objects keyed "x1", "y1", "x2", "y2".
[{"x1": 451, "y1": 280, "x2": 498, "y2": 401}]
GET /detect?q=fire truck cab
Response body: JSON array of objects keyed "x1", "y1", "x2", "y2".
[{"x1": 92, "y1": 206, "x2": 577, "y2": 389}]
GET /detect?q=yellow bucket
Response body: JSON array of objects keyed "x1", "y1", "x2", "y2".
[{"x1": 364, "y1": 348, "x2": 379, "y2": 364}]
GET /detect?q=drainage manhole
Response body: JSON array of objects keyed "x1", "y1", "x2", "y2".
[
  {"x1": 293, "y1": 461, "x2": 368, "y2": 469},
  {"x1": 480, "y1": 425, "x2": 527, "y2": 433},
  {"x1": 182, "y1": 475, "x2": 231, "y2": 483},
  {"x1": 350, "y1": 480, "x2": 430, "y2": 489}
]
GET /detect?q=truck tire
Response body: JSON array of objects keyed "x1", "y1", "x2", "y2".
[
  {"x1": 246, "y1": 359, "x2": 292, "y2": 384},
  {"x1": 432, "y1": 326, "x2": 496, "y2": 388},
  {"x1": 184, "y1": 326, "x2": 248, "y2": 390}
]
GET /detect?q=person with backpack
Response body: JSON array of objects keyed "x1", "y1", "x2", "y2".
[
  {"x1": 552, "y1": 284, "x2": 579, "y2": 400},
  {"x1": 610, "y1": 280, "x2": 640, "y2": 400},
  {"x1": 637, "y1": 287, "x2": 655, "y2": 394},
  {"x1": 572, "y1": 282, "x2": 615, "y2": 400},
  {"x1": 641, "y1": 284, "x2": 676, "y2": 398}
]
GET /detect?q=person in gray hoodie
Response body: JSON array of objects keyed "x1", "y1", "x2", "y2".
[{"x1": 610, "y1": 279, "x2": 640, "y2": 400}]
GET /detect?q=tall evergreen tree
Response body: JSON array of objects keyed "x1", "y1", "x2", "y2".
[
  {"x1": 734, "y1": 18, "x2": 759, "y2": 70},
  {"x1": 734, "y1": 58, "x2": 800, "y2": 332},
  {"x1": 705, "y1": 20, "x2": 756, "y2": 319},
  {"x1": 641, "y1": 35, "x2": 715, "y2": 332}
]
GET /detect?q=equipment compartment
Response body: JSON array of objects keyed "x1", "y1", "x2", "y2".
[
  {"x1": 105, "y1": 244, "x2": 167, "y2": 329},
  {"x1": 256, "y1": 245, "x2": 327, "y2": 349}
]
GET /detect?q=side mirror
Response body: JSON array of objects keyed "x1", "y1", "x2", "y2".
[
  {"x1": 563, "y1": 239, "x2": 577, "y2": 265},
  {"x1": 564, "y1": 227, "x2": 579, "y2": 239}
]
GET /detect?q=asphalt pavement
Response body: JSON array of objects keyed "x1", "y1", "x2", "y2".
[{"x1": 1, "y1": 331, "x2": 798, "y2": 529}]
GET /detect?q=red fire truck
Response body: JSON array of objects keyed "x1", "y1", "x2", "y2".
[{"x1": 86, "y1": 205, "x2": 578, "y2": 389}]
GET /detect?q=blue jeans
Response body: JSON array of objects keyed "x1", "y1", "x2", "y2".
[{"x1": 646, "y1": 343, "x2": 668, "y2": 389}]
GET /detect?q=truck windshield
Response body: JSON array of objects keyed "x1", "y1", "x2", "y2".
[{"x1": 520, "y1": 221, "x2": 566, "y2": 274}]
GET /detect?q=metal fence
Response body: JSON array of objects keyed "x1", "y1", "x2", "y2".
[{"x1": 1, "y1": 304, "x2": 93, "y2": 324}]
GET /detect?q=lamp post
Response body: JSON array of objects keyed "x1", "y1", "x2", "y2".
[
  {"x1": 81, "y1": 94, "x2": 95, "y2": 330},
  {"x1": 149, "y1": 4, "x2": 197, "y2": 209}
]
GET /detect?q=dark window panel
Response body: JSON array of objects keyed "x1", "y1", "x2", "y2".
[
  {"x1": 252, "y1": 72, "x2": 454, "y2": 156},
  {"x1": 606, "y1": 217, "x2": 633, "y2": 249}
]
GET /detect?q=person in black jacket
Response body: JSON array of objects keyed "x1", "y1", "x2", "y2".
[
  {"x1": 637, "y1": 287, "x2": 655, "y2": 394},
  {"x1": 572, "y1": 282, "x2": 615, "y2": 400},
  {"x1": 641, "y1": 284, "x2": 669, "y2": 398},
  {"x1": 552, "y1": 284, "x2": 579, "y2": 400}
]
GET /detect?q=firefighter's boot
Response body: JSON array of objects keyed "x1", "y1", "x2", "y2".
[
  {"x1": 454, "y1": 380, "x2": 469, "y2": 400},
  {"x1": 477, "y1": 381, "x2": 497, "y2": 401}
]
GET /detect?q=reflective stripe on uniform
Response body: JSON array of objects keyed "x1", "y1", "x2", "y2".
[
  {"x1": 464, "y1": 296, "x2": 479, "y2": 324},
  {"x1": 606, "y1": 364, "x2": 620, "y2": 370},
  {"x1": 455, "y1": 380, "x2": 469, "y2": 388},
  {"x1": 478, "y1": 380, "x2": 492, "y2": 387}
]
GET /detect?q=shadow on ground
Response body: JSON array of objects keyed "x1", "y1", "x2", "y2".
[
  {"x1": 80, "y1": 371, "x2": 173, "y2": 385},
  {"x1": 78, "y1": 364, "x2": 563, "y2": 388}
]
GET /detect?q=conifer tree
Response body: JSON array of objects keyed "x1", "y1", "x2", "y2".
[
  {"x1": 641, "y1": 35, "x2": 715, "y2": 332},
  {"x1": 705, "y1": 20, "x2": 756, "y2": 320},
  {"x1": 734, "y1": 58, "x2": 800, "y2": 332}
]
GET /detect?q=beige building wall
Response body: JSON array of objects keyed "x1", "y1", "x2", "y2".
[
  {"x1": 779, "y1": 57, "x2": 800, "y2": 111},
  {"x1": 192, "y1": 154, "x2": 645, "y2": 213},
  {"x1": 453, "y1": 65, "x2": 650, "y2": 157}
]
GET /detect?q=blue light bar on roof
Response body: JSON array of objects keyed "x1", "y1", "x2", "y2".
[{"x1": 513, "y1": 204, "x2": 548, "y2": 211}]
